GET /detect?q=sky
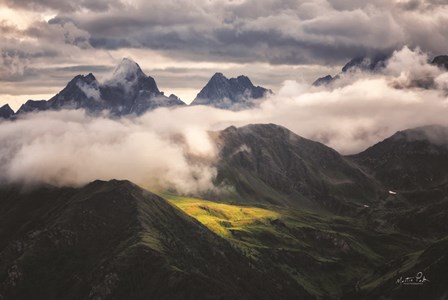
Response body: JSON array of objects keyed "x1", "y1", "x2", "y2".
[{"x1": 1, "y1": 0, "x2": 448, "y2": 109}]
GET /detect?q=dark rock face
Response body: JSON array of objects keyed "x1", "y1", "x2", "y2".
[
  {"x1": 16, "y1": 100, "x2": 48, "y2": 115},
  {"x1": 49, "y1": 73, "x2": 102, "y2": 111},
  {"x1": 313, "y1": 75, "x2": 335, "y2": 87},
  {"x1": 341, "y1": 54, "x2": 389, "y2": 73},
  {"x1": 99, "y1": 58, "x2": 185, "y2": 116},
  {"x1": 432, "y1": 55, "x2": 448, "y2": 70},
  {"x1": 0, "y1": 180, "x2": 311, "y2": 300},
  {"x1": 191, "y1": 73, "x2": 271, "y2": 110},
  {"x1": 17, "y1": 74, "x2": 102, "y2": 115},
  {"x1": 214, "y1": 124, "x2": 378, "y2": 211},
  {"x1": 0, "y1": 104, "x2": 14, "y2": 119},
  {"x1": 313, "y1": 54, "x2": 390, "y2": 86},
  {"x1": 15, "y1": 58, "x2": 185, "y2": 117}
]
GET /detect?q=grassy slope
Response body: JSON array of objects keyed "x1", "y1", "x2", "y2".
[
  {"x1": 165, "y1": 194, "x2": 423, "y2": 298},
  {"x1": 0, "y1": 182, "x2": 313, "y2": 300}
]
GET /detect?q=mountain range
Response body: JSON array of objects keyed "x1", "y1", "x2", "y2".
[
  {"x1": 0, "y1": 58, "x2": 272, "y2": 119},
  {"x1": 2, "y1": 54, "x2": 446, "y2": 118},
  {"x1": 313, "y1": 54, "x2": 448, "y2": 87},
  {"x1": 13, "y1": 58, "x2": 185, "y2": 117},
  {"x1": 2, "y1": 123, "x2": 448, "y2": 299}
]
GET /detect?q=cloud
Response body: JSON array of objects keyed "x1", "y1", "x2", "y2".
[
  {"x1": 0, "y1": 0, "x2": 123, "y2": 13},
  {"x1": 0, "y1": 50, "x2": 29, "y2": 79},
  {"x1": 140, "y1": 47, "x2": 448, "y2": 156},
  {"x1": 44, "y1": 0, "x2": 448, "y2": 65},
  {"x1": 0, "y1": 109, "x2": 218, "y2": 193},
  {"x1": 76, "y1": 81, "x2": 100, "y2": 100},
  {"x1": 1, "y1": 48, "x2": 448, "y2": 191}
]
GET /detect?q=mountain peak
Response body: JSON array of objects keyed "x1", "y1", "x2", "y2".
[
  {"x1": 212, "y1": 72, "x2": 225, "y2": 78},
  {"x1": 390, "y1": 125, "x2": 448, "y2": 145},
  {"x1": 216, "y1": 123, "x2": 377, "y2": 209},
  {"x1": 70, "y1": 73, "x2": 97, "y2": 86},
  {"x1": 313, "y1": 75, "x2": 334, "y2": 87},
  {"x1": 432, "y1": 55, "x2": 448, "y2": 70},
  {"x1": 111, "y1": 57, "x2": 147, "y2": 83},
  {"x1": 313, "y1": 53, "x2": 390, "y2": 86},
  {"x1": 342, "y1": 54, "x2": 390, "y2": 73},
  {"x1": 352, "y1": 124, "x2": 448, "y2": 191},
  {"x1": 236, "y1": 75, "x2": 253, "y2": 87},
  {"x1": 209, "y1": 72, "x2": 228, "y2": 83},
  {"x1": 0, "y1": 103, "x2": 14, "y2": 119},
  {"x1": 191, "y1": 73, "x2": 270, "y2": 110}
]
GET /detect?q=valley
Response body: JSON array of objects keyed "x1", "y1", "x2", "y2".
[{"x1": 166, "y1": 194, "x2": 435, "y2": 299}]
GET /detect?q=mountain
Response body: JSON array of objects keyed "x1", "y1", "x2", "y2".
[
  {"x1": 100, "y1": 58, "x2": 185, "y2": 115},
  {"x1": 191, "y1": 73, "x2": 272, "y2": 110},
  {"x1": 0, "y1": 180, "x2": 424, "y2": 300},
  {"x1": 2, "y1": 124, "x2": 448, "y2": 299},
  {"x1": 314, "y1": 53, "x2": 448, "y2": 87},
  {"x1": 0, "y1": 180, "x2": 311, "y2": 300},
  {"x1": 341, "y1": 54, "x2": 389, "y2": 73},
  {"x1": 348, "y1": 125, "x2": 448, "y2": 239},
  {"x1": 16, "y1": 58, "x2": 185, "y2": 117},
  {"x1": 312, "y1": 74, "x2": 336, "y2": 87},
  {"x1": 212, "y1": 124, "x2": 379, "y2": 212},
  {"x1": 432, "y1": 55, "x2": 448, "y2": 70},
  {"x1": 350, "y1": 125, "x2": 448, "y2": 191},
  {"x1": 16, "y1": 100, "x2": 48, "y2": 114},
  {"x1": 313, "y1": 54, "x2": 390, "y2": 87},
  {"x1": 0, "y1": 104, "x2": 14, "y2": 119}
]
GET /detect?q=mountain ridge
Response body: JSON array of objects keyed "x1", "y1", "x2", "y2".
[
  {"x1": 0, "y1": 179, "x2": 311, "y2": 300},
  {"x1": 11, "y1": 58, "x2": 185, "y2": 118},
  {"x1": 212, "y1": 123, "x2": 380, "y2": 213}
]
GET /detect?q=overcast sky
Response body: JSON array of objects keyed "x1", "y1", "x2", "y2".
[{"x1": 1, "y1": 0, "x2": 448, "y2": 109}]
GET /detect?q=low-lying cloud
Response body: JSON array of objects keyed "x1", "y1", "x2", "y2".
[
  {"x1": 1, "y1": 47, "x2": 448, "y2": 191},
  {"x1": 0, "y1": 110, "x2": 218, "y2": 193}
]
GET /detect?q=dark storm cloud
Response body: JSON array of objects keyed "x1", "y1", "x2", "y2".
[
  {"x1": 2, "y1": 0, "x2": 448, "y2": 68},
  {"x1": 0, "y1": 0, "x2": 123, "y2": 12},
  {"x1": 2, "y1": 0, "x2": 447, "y2": 69},
  {"x1": 39, "y1": 0, "x2": 445, "y2": 65}
]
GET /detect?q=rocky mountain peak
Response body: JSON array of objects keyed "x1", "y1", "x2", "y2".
[
  {"x1": 69, "y1": 73, "x2": 98, "y2": 87},
  {"x1": 191, "y1": 73, "x2": 271, "y2": 110},
  {"x1": 111, "y1": 58, "x2": 147, "y2": 83},
  {"x1": 234, "y1": 75, "x2": 253, "y2": 87},
  {"x1": 210, "y1": 72, "x2": 226, "y2": 80},
  {"x1": 0, "y1": 104, "x2": 14, "y2": 119}
]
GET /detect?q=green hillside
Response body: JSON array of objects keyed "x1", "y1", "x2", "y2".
[{"x1": 166, "y1": 194, "x2": 423, "y2": 298}]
